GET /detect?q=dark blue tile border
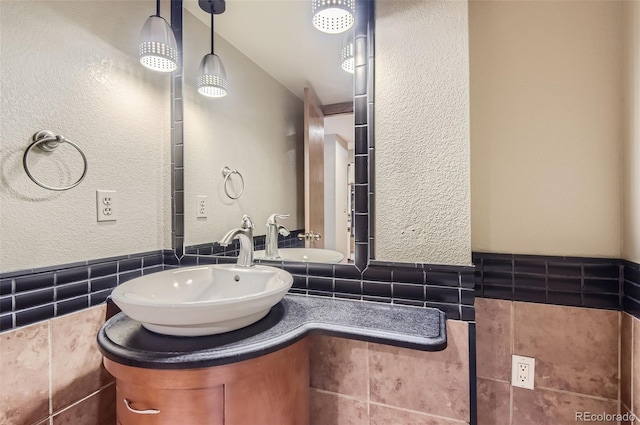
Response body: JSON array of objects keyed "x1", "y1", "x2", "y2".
[
  {"x1": 0, "y1": 250, "x2": 169, "y2": 332},
  {"x1": 624, "y1": 260, "x2": 640, "y2": 319},
  {"x1": 175, "y1": 253, "x2": 473, "y2": 321},
  {"x1": 184, "y1": 230, "x2": 305, "y2": 257},
  {"x1": 473, "y1": 252, "x2": 640, "y2": 317}
]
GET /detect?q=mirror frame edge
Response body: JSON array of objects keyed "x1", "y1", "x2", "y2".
[{"x1": 169, "y1": 0, "x2": 375, "y2": 272}]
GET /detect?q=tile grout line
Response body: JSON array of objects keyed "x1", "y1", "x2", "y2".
[
  {"x1": 312, "y1": 388, "x2": 368, "y2": 403},
  {"x1": 533, "y1": 385, "x2": 621, "y2": 403},
  {"x1": 477, "y1": 376, "x2": 510, "y2": 384},
  {"x1": 367, "y1": 400, "x2": 468, "y2": 424},
  {"x1": 50, "y1": 381, "x2": 116, "y2": 418}
]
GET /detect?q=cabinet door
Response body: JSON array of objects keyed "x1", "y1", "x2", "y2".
[
  {"x1": 224, "y1": 347, "x2": 309, "y2": 425},
  {"x1": 117, "y1": 381, "x2": 224, "y2": 425}
]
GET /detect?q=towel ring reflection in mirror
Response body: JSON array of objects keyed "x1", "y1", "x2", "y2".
[
  {"x1": 221, "y1": 166, "x2": 244, "y2": 199},
  {"x1": 23, "y1": 130, "x2": 88, "y2": 191}
]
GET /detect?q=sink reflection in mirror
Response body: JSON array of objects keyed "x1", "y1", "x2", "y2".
[
  {"x1": 111, "y1": 265, "x2": 293, "y2": 337},
  {"x1": 255, "y1": 248, "x2": 344, "y2": 264},
  {"x1": 182, "y1": 0, "x2": 355, "y2": 264}
]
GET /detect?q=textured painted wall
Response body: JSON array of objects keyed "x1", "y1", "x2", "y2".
[
  {"x1": 375, "y1": 0, "x2": 471, "y2": 265},
  {"x1": 183, "y1": 11, "x2": 303, "y2": 246},
  {"x1": 470, "y1": 1, "x2": 622, "y2": 258},
  {"x1": 0, "y1": 1, "x2": 172, "y2": 272},
  {"x1": 623, "y1": 1, "x2": 640, "y2": 264}
]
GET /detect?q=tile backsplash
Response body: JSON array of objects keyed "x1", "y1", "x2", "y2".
[
  {"x1": 4, "y1": 249, "x2": 640, "y2": 333},
  {"x1": 0, "y1": 304, "x2": 115, "y2": 425},
  {"x1": 0, "y1": 250, "x2": 169, "y2": 332},
  {"x1": 476, "y1": 298, "x2": 620, "y2": 425},
  {"x1": 309, "y1": 321, "x2": 472, "y2": 424},
  {"x1": 473, "y1": 252, "x2": 623, "y2": 311}
]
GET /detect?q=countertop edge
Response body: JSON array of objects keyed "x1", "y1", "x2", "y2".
[{"x1": 98, "y1": 298, "x2": 448, "y2": 369}]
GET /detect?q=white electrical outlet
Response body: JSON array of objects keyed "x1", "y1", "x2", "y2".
[
  {"x1": 96, "y1": 190, "x2": 117, "y2": 222},
  {"x1": 512, "y1": 354, "x2": 535, "y2": 389},
  {"x1": 196, "y1": 195, "x2": 207, "y2": 218}
]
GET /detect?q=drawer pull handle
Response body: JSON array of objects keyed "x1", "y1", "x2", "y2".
[{"x1": 124, "y1": 398, "x2": 160, "y2": 415}]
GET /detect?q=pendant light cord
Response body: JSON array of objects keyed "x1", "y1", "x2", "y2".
[
  {"x1": 155, "y1": 0, "x2": 161, "y2": 17},
  {"x1": 210, "y1": 8, "x2": 215, "y2": 55}
]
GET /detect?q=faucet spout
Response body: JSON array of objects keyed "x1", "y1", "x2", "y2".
[{"x1": 219, "y1": 215, "x2": 255, "y2": 267}]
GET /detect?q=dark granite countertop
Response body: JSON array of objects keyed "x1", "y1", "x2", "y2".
[{"x1": 97, "y1": 294, "x2": 447, "y2": 369}]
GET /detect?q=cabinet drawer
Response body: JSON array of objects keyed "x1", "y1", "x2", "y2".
[{"x1": 116, "y1": 381, "x2": 223, "y2": 425}]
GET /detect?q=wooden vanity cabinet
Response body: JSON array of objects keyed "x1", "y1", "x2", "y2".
[{"x1": 104, "y1": 339, "x2": 309, "y2": 425}]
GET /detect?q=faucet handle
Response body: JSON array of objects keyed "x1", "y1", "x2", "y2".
[
  {"x1": 278, "y1": 227, "x2": 291, "y2": 237},
  {"x1": 241, "y1": 215, "x2": 254, "y2": 230},
  {"x1": 267, "y1": 213, "x2": 289, "y2": 224}
]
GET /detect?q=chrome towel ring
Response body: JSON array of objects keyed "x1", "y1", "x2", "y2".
[
  {"x1": 23, "y1": 130, "x2": 88, "y2": 191},
  {"x1": 222, "y1": 166, "x2": 244, "y2": 200}
]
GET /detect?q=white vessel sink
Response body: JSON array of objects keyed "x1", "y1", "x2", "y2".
[
  {"x1": 110, "y1": 264, "x2": 293, "y2": 337},
  {"x1": 254, "y1": 248, "x2": 344, "y2": 263}
]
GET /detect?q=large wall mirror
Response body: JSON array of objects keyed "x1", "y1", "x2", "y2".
[{"x1": 180, "y1": 0, "x2": 372, "y2": 267}]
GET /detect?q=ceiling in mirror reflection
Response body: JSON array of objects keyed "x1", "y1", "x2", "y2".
[{"x1": 183, "y1": 0, "x2": 353, "y2": 105}]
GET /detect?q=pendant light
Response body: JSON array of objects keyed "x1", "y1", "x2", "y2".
[
  {"x1": 198, "y1": 0, "x2": 228, "y2": 98},
  {"x1": 139, "y1": 0, "x2": 178, "y2": 72},
  {"x1": 341, "y1": 32, "x2": 354, "y2": 74},
  {"x1": 312, "y1": 0, "x2": 355, "y2": 34}
]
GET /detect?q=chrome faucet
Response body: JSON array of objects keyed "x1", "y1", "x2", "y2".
[
  {"x1": 219, "y1": 215, "x2": 255, "y2": 268},
  {"x1": 265, "y1": 213, "x2": 290, "y2": 259}
]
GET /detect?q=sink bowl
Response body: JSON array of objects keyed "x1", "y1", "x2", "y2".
[
  {"x1": 254, "y1": 248, "x2": 344, "y2": 263},
  {"x1": 110, "y1": 264, "x2": 293, "y2": 336}
]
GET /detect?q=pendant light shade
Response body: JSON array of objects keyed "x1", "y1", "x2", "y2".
[
  {"x1": 312, "y1": 0, "x2": 355, "y2": 34},
  {"x1": 198, "y1": 0, "x2": 228, "y2": 98},
  {"x1": 138, "y1": 2, "x2": 178, "y2": 73},
  {"x1": 341, "y1": 32, "x2": 354, "y2": 73},
  {"x1": 198, "y1": 54, "x2": 228, "y2": 97}
]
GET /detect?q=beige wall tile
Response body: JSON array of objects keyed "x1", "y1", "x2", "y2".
[
  {"x1": 51, "y1": 305, "x2": 112, "y2": 412},
  {"x1": 513, "y1": 387, "x2": 618, "y2": 425},
  {"x1": 52, "y1": 385, "x2": 115, "y2": 425},
  {"x1": 623, "y1": 312, "x2": 633, "y2": 410},
  {"x1": 477, "y1": 378, "x2": 510, "y2": 425},
  {"x1": 634, "y1": 316, "x2": 640, "y2": 415},
  {"x1": 475, "y1": 298, "x2": 512, "y2": 381},
  {"x1": 370, "y1": 404, "x2": 463, "y2": 425},
  {"x1": 513, "y1": 302, "x2": 618, "y2": 399},
  {"x1": 369, "y1": 320, "x2": 469, "y2": 421},
  {"x1": 309, "y1": 389, "x2": 368, "y2": 425},
  {"x1": 0, "y1": 322, "x2": 50, "y2": 425},
  {"x1": 309, "y1": 335, "x2": 367, "y2": 399}
]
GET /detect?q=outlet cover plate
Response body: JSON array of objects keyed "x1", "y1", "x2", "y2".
[
  {"x1": 196, "y1": 195, "x2": 207, "y2": 218},
  {"x1": 512, "y1": 354, "x2": 535, "y2": 390},
  {"x1": 96, "y1": 190, "x2": 117, "y2": 222}
]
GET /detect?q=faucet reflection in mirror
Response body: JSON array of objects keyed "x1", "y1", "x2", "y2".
[
  {"x1": 139, "y1": 0, "x2": 178, "y2": 72},
  {"x1": 220, "y1": 215, "x2": 255, "y2": 267},
  {"x1": 265, "y1": 214, "x2": 291, "y2": 260}
]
